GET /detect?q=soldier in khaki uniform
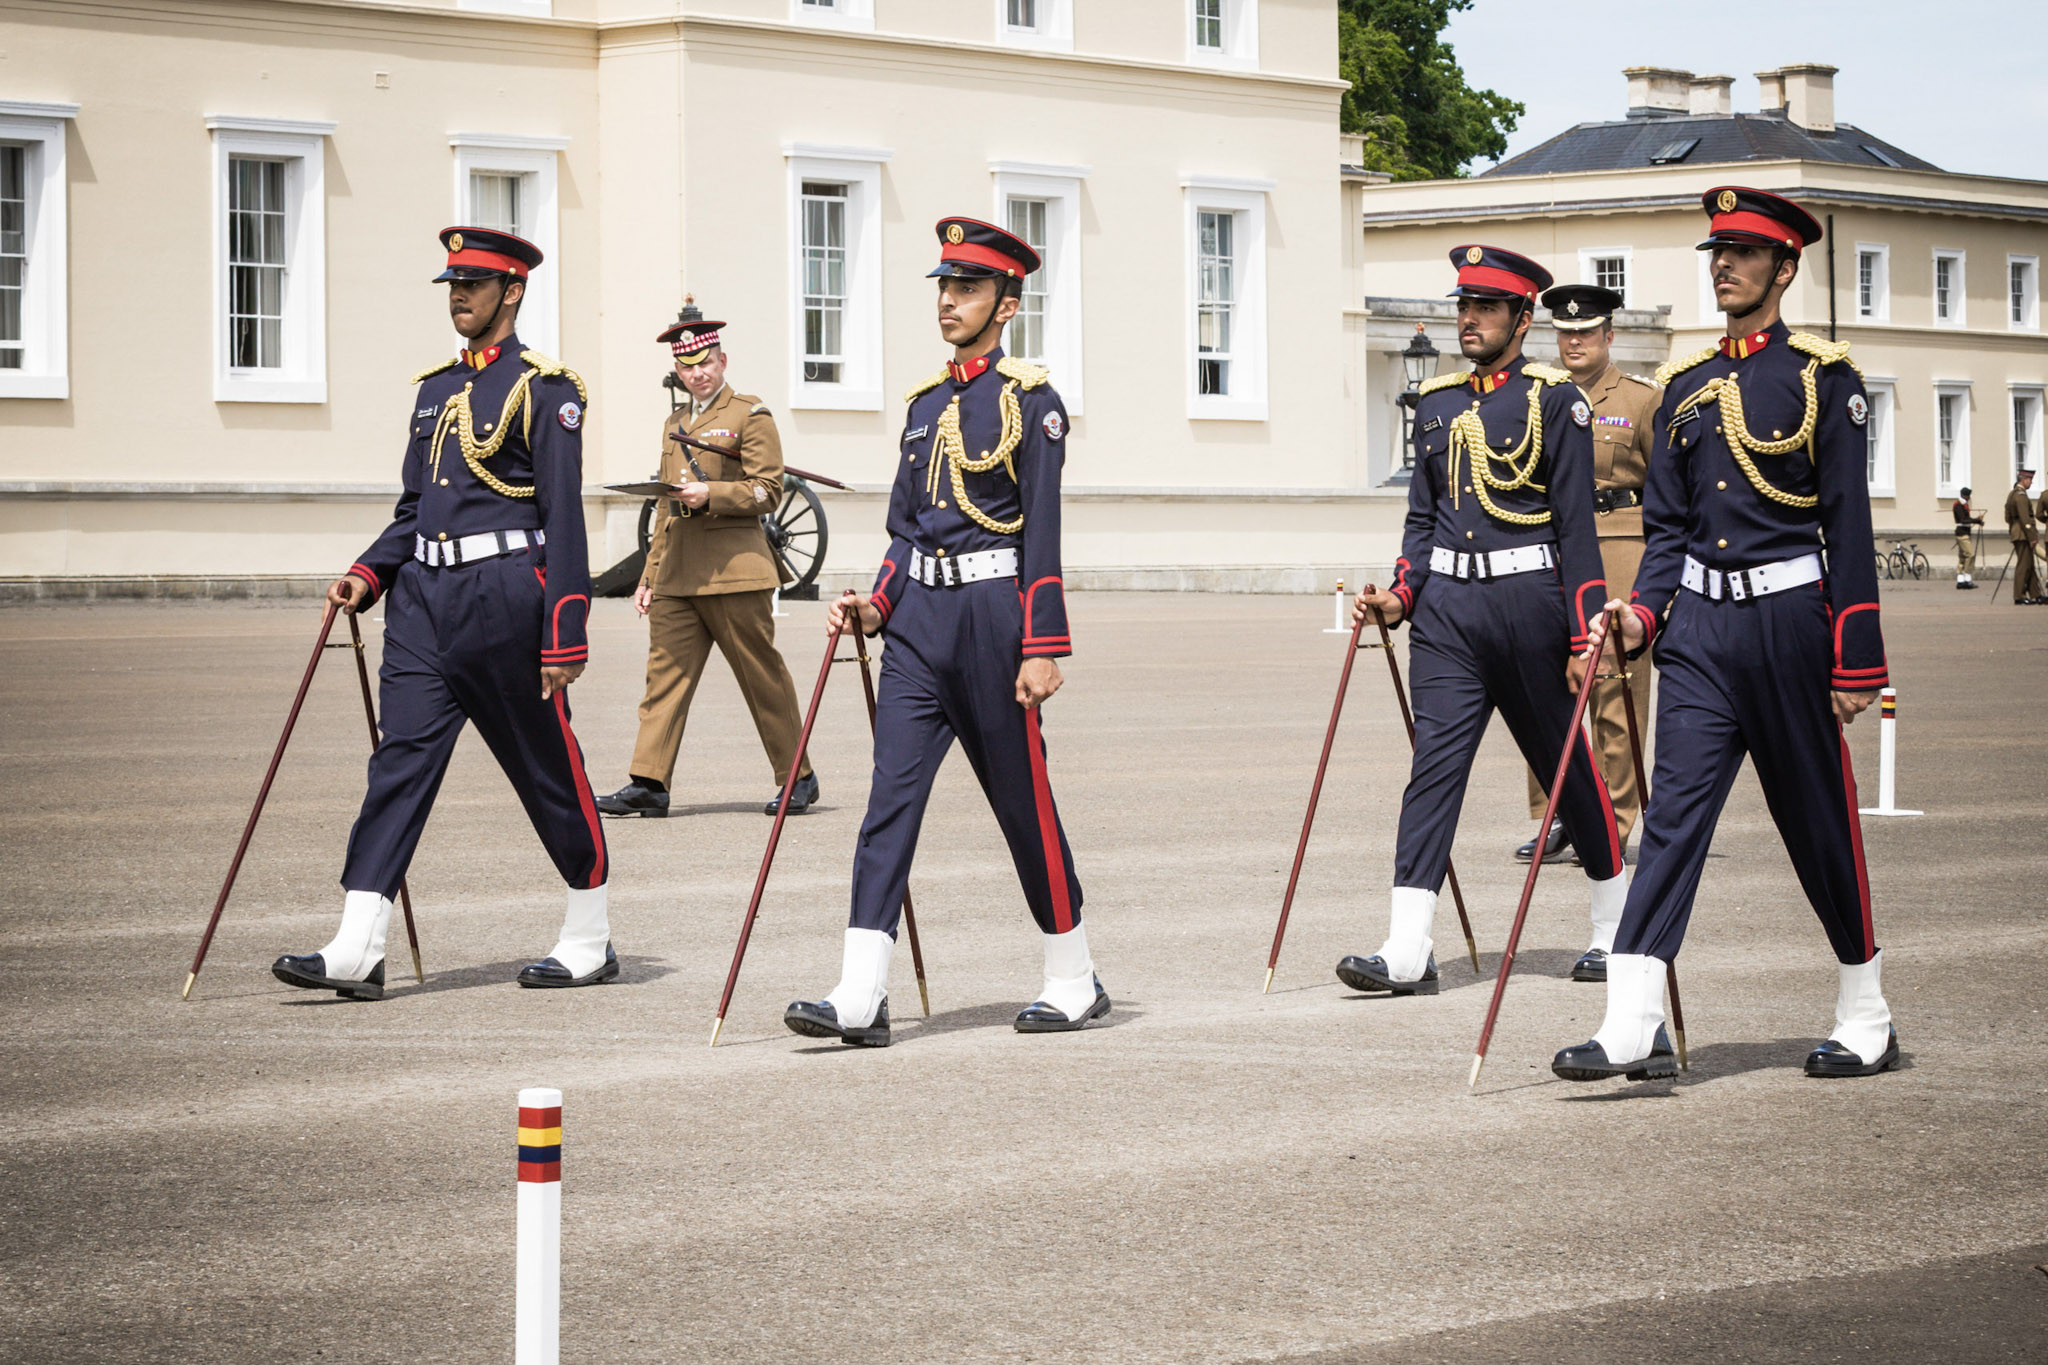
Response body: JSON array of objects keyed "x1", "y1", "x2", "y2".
[
  {"x1": 596, "y1": 308, "x2": 818, "y2": 818},
  {"x1": 2006, "y1": 470, "x2": 2043, "y2": 605},
  {"x1": 1515, "y1": 285, "x2": 1661, "y2": 980}
]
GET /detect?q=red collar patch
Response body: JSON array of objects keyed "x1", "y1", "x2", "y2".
[
  {"x1": 460, "y1": 345, "x2": 503, "y2": 371},
  {"x1": 947, "y1": 354, "x2": 992, "y2": 385},
  {"x1": 1718, "y1": 331, "x2": 1771, "y2": 360},
  {"x1": 1468, "y1": 369, "x2": 1513, "y2": 395}
]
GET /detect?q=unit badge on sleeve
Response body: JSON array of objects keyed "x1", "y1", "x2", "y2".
[
  {"x1": 558, "y1": 401, "x2": 583, "y2": 431},
  {"x1": 1042, "y1": 411, "x2": 1066, "y2": 441},
  {"x1": 1847, "y1": 393, "x2": 1869, "y2": 426},
  {"x1": 1571, "y1": 400, "x2": 1591, "y2": 427}
]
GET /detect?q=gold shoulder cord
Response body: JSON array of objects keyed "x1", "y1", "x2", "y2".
[
  {"x1": 1665, "y1": 362, "x2": 1822, "y2": 509},
  {"x1": 1447, "y1": 381, "x2": 1552, "y2": 527},
  {"x1": 427, "y1": 369, "x2": 540, "y2": 499},
  {"x1": 930, "y1": 381, "x2": 1027, "y2": 534}
]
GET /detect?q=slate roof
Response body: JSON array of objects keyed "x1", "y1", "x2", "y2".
[{"x1": 1482, "y1": 113, "x2": 1940, "y2": 178}]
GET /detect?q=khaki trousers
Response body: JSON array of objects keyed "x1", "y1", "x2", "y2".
[
  {"x1": 2015, "y1": 537, "x2": 2045, "y2": 603},
  {"x1": 1527, "y1": 535, "x2": 1653, "y2": 841},
  {"x1": 629, "y1": 589, "x2": 812, "y2": 788},
  {"x1": 1955, "y1": 532, "x2": 1975, "y2": 577}
]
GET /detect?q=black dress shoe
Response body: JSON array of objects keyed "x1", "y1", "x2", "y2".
[
  {"x1": 784, "y1": 997, "x2": 892, "y2": 1046},
  {"x1": 1957, "y1": 581, "x2": 1977, "y2": 589},
  {"x1": 516, "y1": 943, "x2": 620, "y2": 988},
  {"x1": 764, "y1": 772, "x2": 820, "y2": 816},
  {"x1": 1804, "y1": 1027, "x2": 1900, "y2": 1078},
  {"x1": 1334, "y1": 954, "x2": 1439, "y2": 996},
  {"x1": 1552, "y1": 1025, "x2": 1676, "y2": 1081},
  {"x1": 272, "y1": 953, "x2": 386, "y2": 1001},
  {"x1": 1014, "y1": 976, "x2": 1111, "y2": 1032},
  {"x1": 1514, "y1": 818, "x2": 1574, "y2": 864},
  {"x1": 1570, "y1": 947, "x2": 1609, "y2": 983},
  {"x1": 596, "y1": 782, "x2": 669, "y2": 818}
]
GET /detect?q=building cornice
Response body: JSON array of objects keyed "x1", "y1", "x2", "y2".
[
  {"x1": 8, "y1": 0, "x2": 596, "y2": 59},
  {"x1": 1363, "y1": 186, "x2": 2048, "y2": 228}
]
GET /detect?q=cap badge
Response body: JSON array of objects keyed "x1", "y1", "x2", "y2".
[
  {"x1": 448, "y1": 231, "x2": 464, "y2": 251},
  {"x1": 1465, "y1": 246, "x2": 1483, "y2": 265},
  {"x1": 1566, "y1": 300, "x2": 1580, "y2": 316},
  {"x1": 946, "y1": 224, "x2": 966, "y2": 244},
  {"x1": 1716, "y1": 189, "x2": 1738, "y2": 213}
]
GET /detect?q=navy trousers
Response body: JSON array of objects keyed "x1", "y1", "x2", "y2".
[
  {"x1": 850, "y1": 578, "x2": 1083, "y2": 938},
  {"x1": 1394, "y1": 572, "x2": 1623, "y2": 889},
  {"x1": 340, "y1": 552, "x2": 608, "y2": 898},
  {"x1": 1616, "y1": 583, "x2": 1876, "y2": 966}
]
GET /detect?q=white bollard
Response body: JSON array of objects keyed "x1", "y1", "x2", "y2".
[
  {"x1": 771, "y1": 589, "x2": 787, "y2": 619},
  {"x1": 516, "y1": 1088, "x2": 563, "y2": 1365},
  {"x1": 1858, "y1": 688, "x2": 1923, "y2": 817},
  {"x1": 1323, "y1": 579, "x2": 1350, "y2": 634}
]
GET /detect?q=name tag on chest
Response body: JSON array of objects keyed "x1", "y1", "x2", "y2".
[
  {"x1": 904, "y1": 425, "x2": 930, "y2": 443},
  {"x1": 1421, "y1": 416, "x2": 1443, "y2": 433}
]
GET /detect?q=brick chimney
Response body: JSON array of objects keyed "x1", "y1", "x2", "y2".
[
  {"x1": 1624, "y1": 66, "x2": 1692, "y2": 119},
  {"x1": 1688, "y1": 74, "x2": 1733, "y2": 116},
  {"x1": 1779, "y1": 63, "x2": 1837, "y2": 132}
]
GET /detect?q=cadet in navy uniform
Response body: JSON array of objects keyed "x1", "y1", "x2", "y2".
[
  {"x1": 272, "y1": 227, "x2": 615, "y2": 1000},
  {"x1": 784, "y1": 217, "x2": 1105, "y2": 1046},
  {"x1": 1345, "y1": 247, "x2": 1626, "y2": 995},
  {"x1": 1556, "y1": 188, "x2": 1897, "y2": 1082}
]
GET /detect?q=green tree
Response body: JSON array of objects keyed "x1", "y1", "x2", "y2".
[{"x1": 1339, "y1": 0, "x2": 1523, "y2": 181}]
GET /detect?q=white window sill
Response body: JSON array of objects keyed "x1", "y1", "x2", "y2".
[
  {"x1": 1867, "y1": 485, "x2": 1896, "y2": 499},
  {"x1": 1188, "y1": 48, "x2": 1258, "y2": 72},
  {"x1": 1188, "y1": 397, "x2": 1267, "y2": 422},
  {"x1": 792, "y1": 384, "x2": 882, "y2": 412},
  {"x1": 1001, "y1": 29, "x2": 1074, "y2": 52},
  {"x1": 0, "y1": 373, "x2": 69, "y2": 399},
  {"x1": 216, "y1": 375, "x2": 328, "y2": 405},
  {"x1": 792, "y1": 9, "x2": 875, "y2": 31}
]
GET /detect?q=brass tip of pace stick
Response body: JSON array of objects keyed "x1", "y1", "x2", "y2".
[
  {"x1": 917, "y1": 978, "x2": 931, "y2": 1017},
  {"x1": 410, "y1": 945, "x2": 425, "y2": 985},
  {"x1": 1675, "y1": 1029, "x2": 1689, "y2": 1071},
  {"x1": 1261, "y1": 966, "x2": 1274, "y2": 995},
  {"x1": 181, "y1": 971, "x2": 196, "y2": 1001},
  {"x1": 1464, "y1": 936, "x2": 1480, "y2": 972},
  {"x1": 1468, "y1": 1053, "x2": 1485, "y2": 1087},
  {"x1": 708, "y1": 1016, "x2": 725, "y2": 1049}
]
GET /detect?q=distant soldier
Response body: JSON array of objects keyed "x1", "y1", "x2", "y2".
[
  {"x1": 1952, "y1": 486, "x2": 1982, "y2": 589},
  {"x1": 1345, "y1": 246, "x2": 1625, "y2": 999},
  {"x1": 2006, "y1": 470, "x2": 2042, "y2": 605},
  {"x1": 596, "y1": 304, "x2": 818, "y2": 820},
  {"x1": 273, "y1": 227, "x2": 614, "y2": 999},
  {"x1": 1557, "y1": 188, "x2": 1896, "y2": 1083}
]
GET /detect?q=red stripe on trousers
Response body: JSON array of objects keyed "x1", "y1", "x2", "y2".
[
  {"x1": 1023, "y1": 708, "x2": 1074, "y2": 934},
  {"x1": 1580, "y1": 725, "x2": 1623, "y2": 874},
  {"x1": 550, "y1": 691, "x2": 607, "y2": 888},
  {"x1": 1837, "y1": 735, "x2": 1876, "y2": 959}
]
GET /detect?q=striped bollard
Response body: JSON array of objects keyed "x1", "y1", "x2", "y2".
[
  {"x1": 516, "y1": 1088, "x2": 563, "y2": 1365},
  {"x1": 1323, "y1": 579, "x2": 1349, "y2": 634},
  {"x1": 1857, "y1": 688, "x2": 1923, "y2": 818}
]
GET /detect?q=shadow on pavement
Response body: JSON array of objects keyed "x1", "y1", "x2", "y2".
[{"x1": 275, "y1": 954, "x2": 676, "y2": 1003}]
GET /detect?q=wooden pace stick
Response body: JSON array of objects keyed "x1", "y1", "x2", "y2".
[
  {"x1": 849, "y1": 630, "x2": 931, "y2": 1017},
  {"x1": 183, "y1": 602, "x2": 341, "y2": 999},
  {"x1": 1602, "y1": 607, "x2": 1686, "y2": 1070},
  {"x1": 343, "y1": 612, "x2": 425, "y2": 986},
  {"x1": 1366, "y1": 603, "x2": 1482, "y2": 973},
  {"x1": 1468, "y1": 615, "x2": 1607, "y2": 1086},
  {"x1": 710, "y1": 613, "x2": 848, "y2": 1047}
]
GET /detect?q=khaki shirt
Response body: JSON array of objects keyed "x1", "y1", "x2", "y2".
[
  {"x1": 640, "y1": 384, "x2": 788, "y2": 596},
  {"x1": 1578, "y1": 362, "x2": 1662, "y2": 539},
  {"x1": 2006, "y1": 485, "x2": 2039, "y2": 543}
]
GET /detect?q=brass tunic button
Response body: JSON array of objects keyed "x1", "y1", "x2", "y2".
[
  {"x1": 1772, "y1": 430, "x2": 1783, "y2": 439},
  {"x1": 1717, "y1": 538, "x2": 1729, "y2": 549},
  {"x1": 937, "y1": 500, "x2": 948, "y2": 508},
  {"x1": 464, "y1": 382, "x2": 474, "y2": 391},
  {"x1": 439, "y1": 478, "x2": 450, "y2": 487},
  {"x1": 1464, "y1": 486, "x2": 1473, "y2": 493},
  {"x1": 483, "y1": 422, "x2": 494, "y2": 433},
  {"x1": 936, "y1": 548, "x2": 947, "y2": 556},
  {"x1": 437, "y1": 531, "x2": 449, "y2": 541},
  {"x1": 1466, "y1": 531, "x2": 1475, "y2": 540},
  {"x1": 1717, "y1": 480, "x2": 1727, "y2": 490}
]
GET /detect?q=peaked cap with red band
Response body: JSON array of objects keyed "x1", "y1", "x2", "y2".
[
  {"x1": 656, "y1": 295, "x2": 725, "y2": 361},
  {"x1": 928, "y1": 216, "x2": 1041, "y2": 280},
  {"x1": 1696, "y1": 186, "x2": 1823, "y2": 253},
  {"x1": 1446, "y1": 244, "x2": 1553, "y2": 302},
  {"x1": 432, "y1": 226, "x2": 544, "y2": 282}
]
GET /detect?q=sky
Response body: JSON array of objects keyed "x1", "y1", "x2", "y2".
[{"x1": 1440, "y1": 0, "x2": 2048, "y2": 182}]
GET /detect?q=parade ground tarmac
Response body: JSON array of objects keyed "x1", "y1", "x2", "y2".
[{"x1": 2, "y1": 585, "x2": 2045, "y2": 1364}]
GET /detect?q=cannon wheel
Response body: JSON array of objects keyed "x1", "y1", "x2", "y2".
[{"x1": 634, "y1": 475, "x2": 829, "y2": 597}]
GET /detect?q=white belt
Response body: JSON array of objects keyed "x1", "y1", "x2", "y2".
[
  {"x1": 909, "y1": 547, "x2": 1018, "y2": 588},
  {"x1": 414, "y1": 528, "x2": 544, "y2": 568},
  {"x1": 1681, "y1": 552, "x2": 1822, "y2": 602},
  {"x1": 1429, "y1": 543, "x2": 1557, "y2": 582}
]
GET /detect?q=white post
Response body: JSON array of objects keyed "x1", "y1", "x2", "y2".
[
  {"x1": 1323, "y1": 579, "x2": 1349, "y2": 634},
  {"x1": 1858, "y1": 688, "x2": 1922, "y2": 817},
  {"x1": 516, "y1": 1087, "x2": 562, "y2": 1365},
  {"x1": 771, "y1": 589, "x2": 787, "y2": 619}
]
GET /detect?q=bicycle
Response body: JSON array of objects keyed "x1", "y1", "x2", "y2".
[{"x1": 1879, "y1": 538, "x2": 1930, "y2": 581}]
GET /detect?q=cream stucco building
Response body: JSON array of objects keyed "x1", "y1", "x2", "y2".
[{"x1": 1, "y1": 0, "x2": 1387, "y2": 596}]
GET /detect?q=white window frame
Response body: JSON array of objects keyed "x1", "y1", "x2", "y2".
[
  {"x1": 1854, "y1": 242, "x2": 1889, "y2": 322},
  {"x1": 1862, "y1": 378, "x2": 1895, "y2": 497},
  {"x1": 450, "y1": 133, "x2": 566, "y2": 358},
  {"x1": 1188, "y1": 0, "x2": 1258, "y2": 70},
  {"x1": 2008, "y1": 254, "x2": 2039, "y2": 332},
  {"x1": 208, "y1": 116, "x2": 333, "y2": 405},
  {"x1": 0, "y1": 102, "x2": 75, "y2": 400},
  {"x1": 993, "y1": 0, "x2": 1072, "y2": 51},
  {"x1": 992, "y1": 161, "x2": 1087, "y2": 415},
  {"x1": 1577, "y1": 245, "x2": 1631, "y2": 308},
  {"x1": 2011, "y1": 386, "x2": 2044, "y2": 481},
  {"x1": 457, "y1": 0, "x2": 551, "y2": 15},
  {"x1": 790, "y1": 0, "x2": 874, "y2": 31},
  {"x1": 1182, "y1": 177, "x2": 1271, "y2": 422},
  {"x1": 1933, "y1": 248, "x2": 1966, "y2": 328},
  {"x1": 784, "y1": 144, "x2": 888, "y2": 412},
  {"x1": 1934, "y1": 382, "x2": 1972, "y2": 498}
]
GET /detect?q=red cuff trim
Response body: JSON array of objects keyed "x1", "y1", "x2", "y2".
[
  {"x1": 542, "y1": 648, "x2": 589, "y2": 665},
  {"x1": 549, "y1": 593, "x2": 590, "y2": 652},
  {"x1": 1831, "y1": 671, "x2": 1888, "y2": 691},
  {"x1": 871, "y1": 589, "x2": 893, "y2": 625},
  {"x1": 1391, "y1": 584, "x2": 1415, "y2": 613},
  {"x1": 1022, "y1": 635, "x2": 1072, "y2": 647},
  {"x1": 1021, "y1": 642, "x2": 1071, "y2": 658},
  {"x1": 1630, "y1": 603, "x2": 1659, "y2": 646},
  {"x1": 347, "y1": 563, "x2": 383, "y2": 604}
]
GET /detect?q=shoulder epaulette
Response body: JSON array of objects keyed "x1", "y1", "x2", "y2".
[
  {"x1": 1418, "y1": 371, "x2": 1469, "y2": 397},
  {"x1": 519, "y1": 350, "x2": 588, "y2": 402},
  {"x1": 1655, "y1": 345, "x2": 1718, "y2": 387},
  {"x1": 996, "y1": 356, "x2": 1051, "y2": 390},
  {"x1": 1788, "y1": 332, "x2": 1862, "y2": 376},
  {"x1": 905, "y1": 369, "x2": 949, "y2": 403},
  {"x1": 749, "y1": 402, "x2": 772, "y2": 416},
  {"x1": 1622, "y1": 371, "x2": 1662, "y2": 389},
  {"x1": 411, "y1": 357, "x2": 458, "y2": 385},
  {"x1": 1522, "y1": 361, "x2": 1571, "y2": 385}
]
